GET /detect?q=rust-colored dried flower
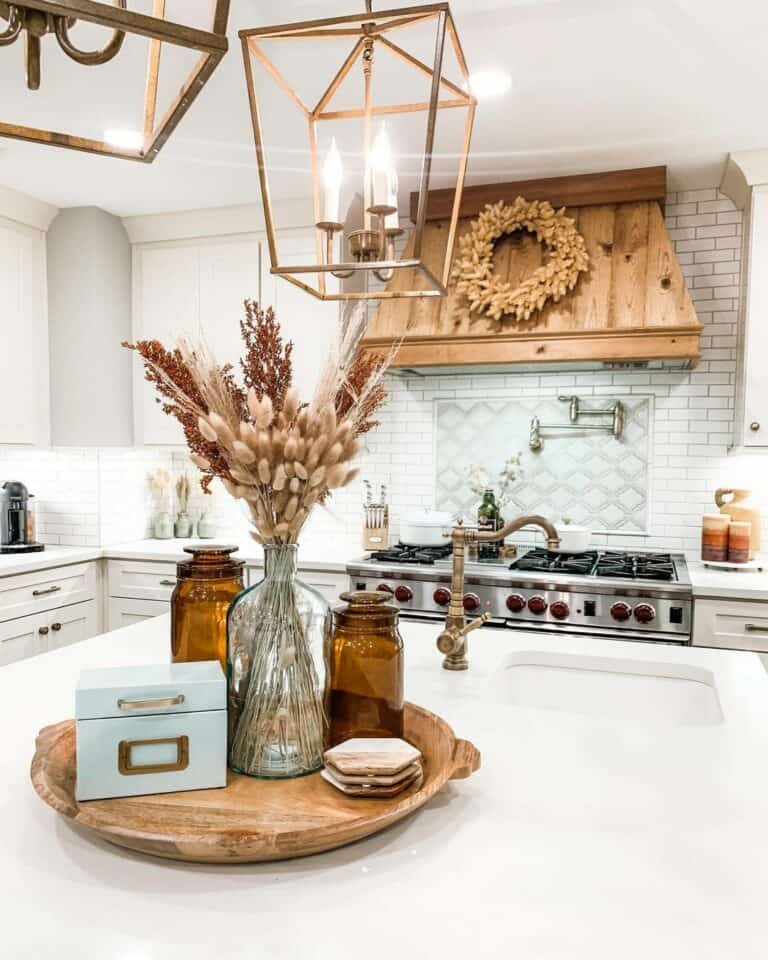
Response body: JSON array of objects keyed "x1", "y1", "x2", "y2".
[
  {"x1": 240, "y1": 300, "x2": 293, "y2": 412},
  {"x1": 336, "y1": 348, "x2": 388, "y2": 435}
]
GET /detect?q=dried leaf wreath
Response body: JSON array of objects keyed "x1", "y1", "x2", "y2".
[{"x1": 451, "y1": 197, "x2": 590, "y2": 323}]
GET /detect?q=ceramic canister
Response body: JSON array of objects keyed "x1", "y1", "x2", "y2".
[
  {"x1": 727, "y1": 521, "x2": 751, "y2": 564},
  {"x1": 701, "y1": 514, "x2": 729, "y2": 562}
]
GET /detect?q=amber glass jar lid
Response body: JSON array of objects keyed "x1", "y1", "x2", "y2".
[
  {"x1": 176, "y1": 544, "x2": 245, "y2": 580},
  {"x1": 334, "y1": 589, "x2": 399, "y2": 628}
]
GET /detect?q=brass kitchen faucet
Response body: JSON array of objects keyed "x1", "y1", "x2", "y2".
[{"x1": 437, "y1": 516, "x2": 561, "y2": 670}]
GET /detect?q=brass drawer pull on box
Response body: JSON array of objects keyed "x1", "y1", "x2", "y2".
[
  {"x1": 32, "y1": 585, "x2": 61, "y2": 597},
  {"x1": 117, "y1": 694, "x2": 185, "y2": 711},
  {"x1": 745, "y1": 623, "x2": 768, "y2": 634},
  {"x1": 118, "y1": 735, "x2": 190, "y2": 775}
]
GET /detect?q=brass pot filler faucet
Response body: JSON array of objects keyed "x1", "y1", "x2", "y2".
[{"x1": 436, "y1": 515, "x2": 561, "y2": 671}]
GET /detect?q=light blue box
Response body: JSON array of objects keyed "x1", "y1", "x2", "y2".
[{"x1": 75, "y1": 661, "x2": 227, "y2": 801}]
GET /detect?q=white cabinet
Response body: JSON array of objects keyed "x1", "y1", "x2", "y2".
[
  {"x1": 739, "y1": 185, "x2": 768, "y2": 446},
  {"x1": 131, "y1": 242, "x2": 199, "y2": 445},
  {"x1": 0, "y1": 562, "x2": 97, "y2": 623},
  {"x1": 106, "y1": 557, "x2": 176, "y2": 630},
  {"x1": 0, "y1": 216, "x2": 49, "y2": 446},
  {"x1": 108, "y1": 597, "x2": 169, "y2": 631},
  {"x1": 298, "y1": 568, "x2": 348, "y2": 606},
  {"x1": 0, "y1": 613, "x2": 47, "y2": 667},
  {"x1": 0, "y1": 599, "x2": 97, "y2": 667},
  {"x1": 132, "y1": 227, "x2": 339, "y2": 444},
  {"x1": 692, "y1": 597, "x2": 768, "y2": 651},
  {"x1": 107, "y1": 559, "x2": 177, "y2": 602}
]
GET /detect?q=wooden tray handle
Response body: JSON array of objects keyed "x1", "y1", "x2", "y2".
[{"x1": 450, "y1": 738, "x2": 481, "y2": 780}]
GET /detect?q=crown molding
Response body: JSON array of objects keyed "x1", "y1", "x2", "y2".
[
  {"x1": 122, "y1": 198, "x2": 312, "y2": 244},
  {"x1": 720, "y1": 150, "x2": 768, "y2": 209},
  {"x1": 0, "y1": 184, "x2": 58, "y2": 231}
]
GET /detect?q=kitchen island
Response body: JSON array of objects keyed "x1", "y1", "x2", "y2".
[{"x1": 3, "y1": 618, "x2": 768, "y2": 960}]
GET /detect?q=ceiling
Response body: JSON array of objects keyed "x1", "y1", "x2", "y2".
[{"x1": 1, "y1": 0, "x2": 767, "y2": 217}]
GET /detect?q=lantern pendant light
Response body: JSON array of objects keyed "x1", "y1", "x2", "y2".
[
  {"x1": 240, "y1": 1, "x2": 476, "y2": 302},
  {"x1": 0, "y1": 0, "x2": 230, "y2": 162}
]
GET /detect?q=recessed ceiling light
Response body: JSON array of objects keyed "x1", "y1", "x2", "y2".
[
  {"x1": 103, "y1": 129, "x2": 143, "y2": 150},
  {"x1": 466, "y1": 70, "x2": 513, "y2": 99}
]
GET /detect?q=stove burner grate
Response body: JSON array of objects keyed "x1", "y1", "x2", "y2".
[
  {"x1": 510, "y1": 549, "x2": 598, "y2": 575},
  {"x1": 594, "y1": 552, "x2": 675, "y2": 581},
  {"x1": 368, "y1": 541, "x2": 453, "y2": 566}
]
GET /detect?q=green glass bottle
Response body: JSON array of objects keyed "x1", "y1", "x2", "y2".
[{"x1": 477, "y1": 488, "x2": 500, "y2": 560}]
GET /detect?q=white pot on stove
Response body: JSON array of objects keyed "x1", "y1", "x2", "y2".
[
  {"x1": 553, "y1": 522, "x2": 591, "y2": 554},
  {"x1": 399, "y1": 509, "x2": 455, "y2": 547}
]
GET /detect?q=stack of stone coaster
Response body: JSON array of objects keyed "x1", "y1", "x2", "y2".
[{"x1": 322, "y1": 738, "x2": 423, "y2": 798}]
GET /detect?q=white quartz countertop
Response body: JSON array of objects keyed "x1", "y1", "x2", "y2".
[
  {"x1": 0, "y1": 537, "x2": 359, "y2": 578},
  {"x1": 0, "y1": 543, "x2": 101, "y2": 576},
  {"x1": 3, "y1": 616, "x2": 768, "y2": 959},
  {"x1": 102, "y1": 536, "x2": 359, "y2": 571},
  {"x1": 687, "y1": 556, "x2": 768, "y2": 601}
]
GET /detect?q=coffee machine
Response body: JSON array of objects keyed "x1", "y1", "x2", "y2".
[{"x1": 1, "y1": 482, "x2": 44, "y2": 554}]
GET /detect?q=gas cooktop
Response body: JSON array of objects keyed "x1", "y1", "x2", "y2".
[{"x1": 510, "y1": 549, "x2": 678, "y2": 583}]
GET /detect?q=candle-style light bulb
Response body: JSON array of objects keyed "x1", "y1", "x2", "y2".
[
  {"x1": 369, "y1": 125, "x2": 392, "y2": 208},
  {"x1": 322, "y1": 137, "x2": 343, "y2": 223}
]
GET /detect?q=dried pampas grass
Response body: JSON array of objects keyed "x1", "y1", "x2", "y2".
[{"x1": 125, "y1": 299, "x2": 390, "y2": 545}]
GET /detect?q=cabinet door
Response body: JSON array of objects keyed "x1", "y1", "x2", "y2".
[
  {"x1": 0, "y1": 611, "x2": 45, "y2": 667},
  {"x1": 107, "y1": 559, "x2": 178, "y2": 601},
  {"x1": 0, "y1": 561, "x2": 97, "y2": 624},
  {"x1": 108, "y1": 597, "x2": 169, "y2": 631},
  {"x1": 743, "y1": 187, "x2": 768, "y2": 446},
  {"x1": 199, "y1": 235, "x2": 275, "y2": 368},
  {"x1": 273, "y1": 229, "x2": 339, "y2": 401},
  {"x1": 46, "y1": 600, "x2": 98, "y2": 651},
  {"x1": 0, "y1": 217, "x2": 49, "y2": 445},
  {"x1": 693, "y1": 597, "x2": 768, "y2": 651},
  {"x1": 298, "y1": 569, "x2": 348, "y2": 606},
  {"x1": 132, "y1": 243, "x2": 200, "y2": 445}
]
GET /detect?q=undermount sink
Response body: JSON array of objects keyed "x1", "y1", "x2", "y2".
[{"x1": 490, "y1": 651, "x2": 723, "y2": 726}]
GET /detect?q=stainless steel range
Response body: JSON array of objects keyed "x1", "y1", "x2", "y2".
[{"x1": 347, "y1": 546, "x2": 693, "y2": 644}]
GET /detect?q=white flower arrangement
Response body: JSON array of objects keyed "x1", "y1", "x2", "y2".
[{"x1": 466, "y1": 453, "x2": 524, "y2": 509}]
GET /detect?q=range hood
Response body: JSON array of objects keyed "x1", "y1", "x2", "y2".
[{"x1": 363, "y1": 167, "x2": 702, "y2": 371}]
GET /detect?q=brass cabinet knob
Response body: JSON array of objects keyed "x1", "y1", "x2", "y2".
[
  {"x1": 750, "y1": 421, "x2": 760, "y2": 432},
  {"x1": 38, "y1": 626, "x2": 49, "y2": 635},
  {"x1": 51, "y1": 622, "x2": 62, "y2": 631}
]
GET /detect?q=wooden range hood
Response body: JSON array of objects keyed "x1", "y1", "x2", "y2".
[{"x1": 362, "y1": 166, "x2": 702, "y2": 369}]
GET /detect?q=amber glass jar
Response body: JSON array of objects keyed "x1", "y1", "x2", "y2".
[
  {"x1": 330, "y1": 590, "x2": 404, "y2": 746},
  {"x1": 171, "y1": 545, "x2": 244, "y2": 674}
]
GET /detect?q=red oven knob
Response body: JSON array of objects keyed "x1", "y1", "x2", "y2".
[
  {"x1": 610, "y1": 602, "x2": 632, "y2": 622},
  {"x1": 463, "y1": 593, "x2": 481, "y2": 612},
  {"x1": 433, "y1": 588, "x2": 451, "y2": 606},
  {"x1": 376, "y1": 583, "x2": 393, "y2": 594},
  {"x1": 394, "y1": 585, "x2": 413, "y2": 603},
  {"x1": 506, "y1": 594, "x2": 526, "y2": 613},
  {"x1": 634, "y1": 603, "x2": 656, "y2": 624},
  {"x1": 550, "y1": 600, "x2": 570, "y2": 620},
  {"x1": 527, "y1": 595, "x2": 548, "y2": 615}
]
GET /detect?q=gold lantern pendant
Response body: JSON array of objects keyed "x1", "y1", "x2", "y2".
[{"x1": 240, "y1": 1, "x2": 476, "y2": 302}]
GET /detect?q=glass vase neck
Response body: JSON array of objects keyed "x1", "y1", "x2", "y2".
[{"x1": 263, "y1": 543, "x2": 298, "y2": 580}]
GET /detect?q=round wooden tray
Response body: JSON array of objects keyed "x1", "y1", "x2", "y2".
[{"x1": 30, "y1": 702, "x2": 480, "y2": 864}]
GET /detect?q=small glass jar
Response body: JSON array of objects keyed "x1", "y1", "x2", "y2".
[
  {"x1": 171, "y1": 545, "x2": 244, "y2": 675},
  {"x1": 330, "y1": 590, "x2": 404, "y2": 746}
]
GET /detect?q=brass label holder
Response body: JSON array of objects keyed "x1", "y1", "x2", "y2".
[{"x1": 118, "y1": 735, "x2": 190, "y2": 776}]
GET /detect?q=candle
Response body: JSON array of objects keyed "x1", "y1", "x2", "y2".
[
  {"x1": 369, "y1": 126, "x2": 395, "y2": 209},
  {"x1": 701, "y1": 514, "x2": 729, "y2": 562},
  {"x1": 385, "y1": 167, "x2": 399, "y2": 230},
  {"x1": 322, "y1": 138, "x2": 342, "y2": 224},
  {"x1": 728, "y1": 521, "x2": 751, "y2": 564}
]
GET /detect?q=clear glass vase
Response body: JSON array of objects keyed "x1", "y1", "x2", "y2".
[{"x1": 227, "y1": 544, "x2": 332, "y2": 778}]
